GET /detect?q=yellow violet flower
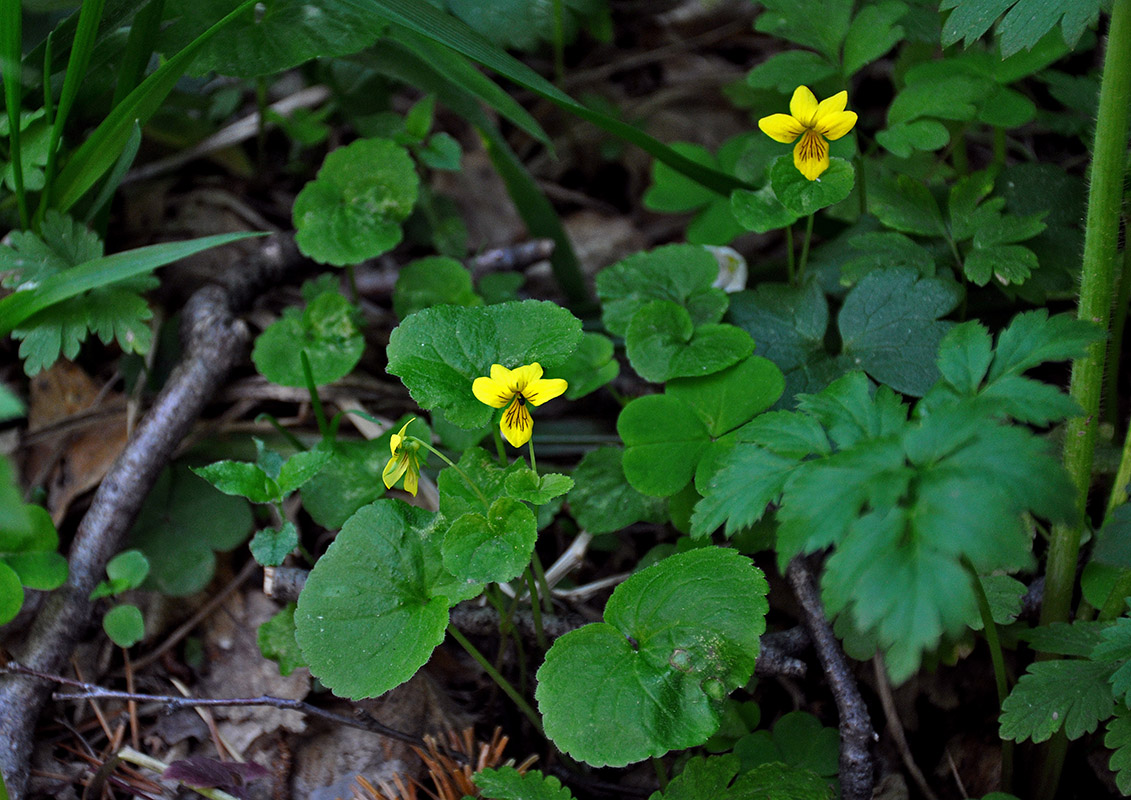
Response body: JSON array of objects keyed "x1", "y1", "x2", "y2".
[
  {"x1": 382, "y1": 419, "x2": 422, "y2": 496},
  {"x1": 472, "y1": 362, "x2": 568, "y2": 448},
  {"x1": 758, "y1": 86, "x2": 858, "y2": 181}
]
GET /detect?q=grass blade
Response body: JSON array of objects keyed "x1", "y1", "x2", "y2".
[
  {"x1": 0, "y1": 231, "x2": 265, "y2": 336},
  {"x1": 51, "y1": 0, "x2": 257, "y2": 213},
  {"x1": 1, "y1": 0, "x2": 28, "y2": 227}
]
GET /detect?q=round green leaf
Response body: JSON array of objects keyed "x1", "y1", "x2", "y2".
[
  {"x1": 103, "y1": 604, "x2": 145, "y2": 648},
  {"x1": 503, "y1": 470, "x2": 573, "y2": 505},
  {"x1": 0, "y1": 561, "x2": 24, "y2": 624},
  {"x1": 668, "y1": 357, "x2": 785, "y2": 437},
  {"x1": 3, "y1": 550, "x2": 66, "y2": 590},
  {"x1": 567, "y1": 447, "x2": 667, "y2": 534},
  {"x1": 107, "y1": 549, "x2": 150, "y2": 590},
  {"x1": 596, "y1": 244, "x2": 728, "y2": 338},
  {"x1": 295, "y1": 500, "x2": 456, "y2": 699},
  {"x1": 536, "y1": 548, "x2": 768, "y2": 767},
  {"x1": 130, "y1": 465, "x2": 253, "y2": 596},
  {"x1": 257, "y1": 603, "x2": 307, "y2": 677},
  {"x1": 386, "y1": 300, "x2": 582, "y2": 429},
  {"x1": 169, "y1": 0, "x2": 387, "y2": 78},
  {"x1": 557, "y1": 332, "x2": 619, "y2": 400},
  {"x1": 252, "y1": 292, "x2": 365, "y2": 387},
  {"x1": 625, "y1": 301, "x2": 755, "y2": 384},
  {"x1": 293, "y1": 138, "x2": 419, "y2": 266},
  {"x1": 250, "y1": 521, "x2": 299, "y2": 567},
  {"x1": 730, "y1": 185, "x2": 800, "y2": 234},
  {"x1": 769, "y1": 156, "x2": 855, "y2": 216},
  {"x1": 393, "y1": 256, "x2": 481, "y2": 319},
  {"x1": 442, "y1": 498, "x2": 537, "y2": 583},
  {"x1": 619, "y1": 395, "x2": 711, "y2": 497}
]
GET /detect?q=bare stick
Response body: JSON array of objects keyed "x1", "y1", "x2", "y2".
[
  {"x1": 873, "y1": 655, "x2": 939, "y2": 800},
  {"x1": 786, "y1": 556, "x2": 875, "y2": 800}
]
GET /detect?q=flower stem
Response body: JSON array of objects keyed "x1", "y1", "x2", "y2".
[
  {"x1": 528, "y1": 438, "x2": 538, "y2": 478},
  {"x1": 493, "y1": 427, "x2": 508, "y2": 466},
  {"x1": 531, "y1": 551, "x2": 554, "y2": 615},
  {"x1": 785, "y1": 223, "x2": 796, "y2": 285},
  {"x1": 447, "y1": 623, "x2": 543, "y2": 734},
  {"x1": 967, "y1": 561, "x2": 1013, "y2": 792},
  {"x1": 299, "y1": 350, "x2": 329, "y2": 439},
  {"x1": 1042, "y1": 0, "x2": 1131, "y2": 631},
  {"x1": 413, "y1": 438, "x2": 490, "y2": 510},
  {"x1": 524, "y1": 568, "x2": 548, "y2": 650},
  {"x1": 797, "y1": 213, "x2": 815, "y2": 281}
]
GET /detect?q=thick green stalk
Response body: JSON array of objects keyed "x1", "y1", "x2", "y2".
[{"x1": 1042, "y1": 0, "x2": 1131, "y2": 630}]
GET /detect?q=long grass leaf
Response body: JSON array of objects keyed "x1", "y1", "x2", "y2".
[
  {"x1": 112, "y1": 0, "x2": 166, "y2": 108},
  {"x1": 25, "y1": 0, "x2": 147, "y2": 76},
  {"x1": 344, "y1": 0, "x2": 749, "y2": 196},
  {"x1": 0, "y1": 231, "x2": 265, "y2": 337},
  {"x1": 1, "y1": 0, "x2": 28, "y2": 226},
  {"x1": 51, "y1": 0, "x2": 257, "y2": 213},
  {"x1": 39, "y1": 0, "x2": 108, "y2": 214},
  {"x1": 85, "y1": 121, "x2": 142, "y2": 224}
]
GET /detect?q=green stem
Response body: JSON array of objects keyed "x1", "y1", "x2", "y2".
[
  {"x1": 1042, "y1": 0, "x2": 1131, "y2": 631},
  {"x1": 299, "y1": 350, "x2": 329, "y2": 439},
  {"x1": 1108, "y1": 408, "x2": 1131, "y2": 518},
  {"x1": 797, "y1": 214, "x2": 815, "y2": 282},
  {"x1": 447, "y1": 624, "x2": 543, "y2": 734},
  {"x1": 1104, "y1": 241, "x2": 1131, "y2": 427},
  {"x1": 413, "y1": 438, "x2": 490, "y2": 509},
  {"x1": 531, "y1": 550, "x2": 553, "y2": 616},
  {"x1": 493, "y1": 427, "x2": 508, "y2": 466},
  {"x1": 785, "y1": 223, "x2": 796, "y2": 285},
  {"x1": 968, "y1": 562, "x2": 1013, "y2": 793},
  {"x1": 524, "y1": 568, "x2": 548, "y2": 651},
  {"x1": 528, "y1": 438, "x2": 538, "y2": 478}
]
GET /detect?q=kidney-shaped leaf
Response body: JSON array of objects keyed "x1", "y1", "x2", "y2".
[
  {"x1": 536, "y1": 547, "x2": 768, "y2": 767},
  {"x1": 442, "y1": 497, "x2": 538, "y2": 583},
  {"x1": 295, "y1": 500, "x2": 463, "y2": 699},
  {"x1": 386, "y1": 301, "x2": 582, "y2": 429}
]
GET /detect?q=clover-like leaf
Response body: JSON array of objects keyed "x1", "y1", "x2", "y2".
[
  {"x1": 504, "y1": 470, "x2": 573, "y2": 505},
  {"x1": 596, "y1": 244, "x2": 729, "y2": 337},
  {"x1": 103, "y1": 604, "x2": 145, "y2": 648},
  {"x1": 619, "y1": 395, "x2": 712, "y2": 497},
  {"x1": 769, "y1": 157, "x2": 855, "y2": 216},
  {"x1": 293, "y1": 138, "x2": 418, "y2": 266},
  {"x1": 295, "y1": 500, "x2": 464, "y2": 699},
  {"x1": 566, "y1": 448, "x2": 667, "y2": 535},
  {"x1": 386, "y1": 301, "x2": 582, "y2": 429},
  {"x1": 536, "y1": 548, "x2": 768, "y2": 767},
  {"x1": 250, "y1": 522, "x2": 299, "y2": 567},
  {"x1": 442, "y1": 497, "x2": 538, "y2": 583},
  {"x1": 667, "y1": 356, "x2": 785, "y2": 437},
  {"x1": 625, "y1": 301, "x2": 755, "y2": 384},
  {"x1": 252, "y1": 292, "x2": 364, "y2": 387}
]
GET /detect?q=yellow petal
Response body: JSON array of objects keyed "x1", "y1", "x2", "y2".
[
  {"x1": 403, "y1": 459, "x2": 419, "y2": 496},
  {"x1": 473, "y1": 375, "x2": 513, "y2": 408},
  {"x1": 382, "y1": 454, "x2": 408, "y2": 489},
  {"x1": 793, "y1": 129, "x2": 829, "y2": 181},
  {"x1": 816, "y1": 109, "x2": 857, "y2": 141},
  {"x1": 758, "y1": 113, "x2": 805, "y2": 143},
  {"x1": 789, "y1": 86, "x2": 819, "y2": 127},
  {"x1": 509, "y1": 362, "x2": 544, "y2": 393},
  {"x1": 814, "y1": 90, "x2": 848, "y2": 120},
  {"x1": 389, "y1": 419, "x2": 412, "y2": 456},
  {"x1": 500, "y1": 397, "x2": 534, "y2": 447},
  {"x1": 489, "y1": 364, "x2": 513, "y2": 384},
  {"x1": 523, "y1": 377, "x2": 568, "y2": 406}
]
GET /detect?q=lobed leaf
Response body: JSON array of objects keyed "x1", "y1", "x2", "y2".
[{"x1": 1000, "y1": 660, "x2": 1116, "y2": 742}]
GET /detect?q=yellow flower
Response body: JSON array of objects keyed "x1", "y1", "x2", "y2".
[
  {"x1": 758, "y1": 86, "x2": 858, "y2": 181},
  {"x1": 472, "y1": 362, "x2": 568, "y2": 448},
  {"x1": 382, "y1": 419, "x2": 422, "y2": 496}
]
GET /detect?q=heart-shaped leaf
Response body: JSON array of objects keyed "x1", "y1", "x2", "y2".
[
  {"x1": 625, "y1": 301, "x2": 754, "y2": 383},
  {"x1": 618, "y1": 395, "x2": 711, "y2": 497},
  {"x1": 667, "y1": 356, "x2": 785, "y2": 437},
  {"x1": 442, "y1": 497, "x2": 538, "y2": 583},
  {"x1": 536, "y1": 547, "x2": 768, "y2": 766}
]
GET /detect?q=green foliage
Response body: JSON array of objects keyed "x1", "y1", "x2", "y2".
[
  {"x1": 1000, "y1": 660, "x2": 1116, "y2": 742},
  {"x1": 102, "y1": 604, "x2": 145, "y2": 648},
  {"x1": 91, "y1": 549, "x2": 149, "y2": 599},
  {"x1": 250, "y1": 521, "x2": 299, "y2": 567},
  {"x1": 555, "y1": 332, "x2": 619, "y2": 400},
  {"x1": 0, "y1": 503, "x2": 66, "y2": 624},
  {"x1": 252, "y1": 290, "x2": 365, "y2": 387},
  {"x1": 129, "y1": 465, "x2": 253, "y2": 596},
  {"x1": 393, "y1": 256, "x2": 481, "y2": 319},
  {"x1": 625, "y1": 301, "x2": 755, "y2": 384},
  {"x1": 293, "y1": 138, "x2": 419, "y2": 266},
  {"x1": 443, "y1": 497, "x2": 537, "y2": 583},
  {"x1": 193, "y1": 440, "x2": 331, "y2": 506},
  {"x1": 940, "y1": 0, "x2": 1106, "y2": 56},
  {"x1": 0, "y1": 211, "x2": 154, "y2": 375},
  {"x1": 294, "y1": 499, "x2": 478, "y2": 698},
  {"x1": 733, "y1": 711, "x2": 839, "y2": 779},
  {"x1": 536, "y1": 548, "x2": 768, "y2": 766},
  {"x1": 769, "y1": 157, "x2": 855, "y2": 216},
  {"x1": 258, "y1": 603, "x2": 307, "y2": 677},
  {"x1": 445, "y1": 0, "x2": 609, "y2": 52},
  {"x1": 301, "y1": 416, "x2": 429, "y2": 530},
  {"x1": 619, "y1": 357, "x2": 785, "y2": 498},
  {"x1": 165, "y1": 0, "x2": 387, "y2": 77},
  {"x1": 475, "y1": 766, "x2": 574, "y2": 800},
  {"x1": 386, "y1": 300, "x2": 582, "y2": 429},
  {"x1": 648, "y1": 753, "x2": 831, "y2": 800},
  {"x1": 697, "y1": 317, "x2": 1080, "y2": 681},
  {"x1": 566, "y1": 447, "x2": 667, "y2": 534},
  {"x1": 596, "y1": 245, "x2": 729, "y2": 338},
  {"x1": 1107, "y1": 709, "x2": 1131, "y2": 795}
]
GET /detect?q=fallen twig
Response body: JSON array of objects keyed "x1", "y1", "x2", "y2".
[{"x1": 786, "y1": 556, "x2": 875, "y2": 800}]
